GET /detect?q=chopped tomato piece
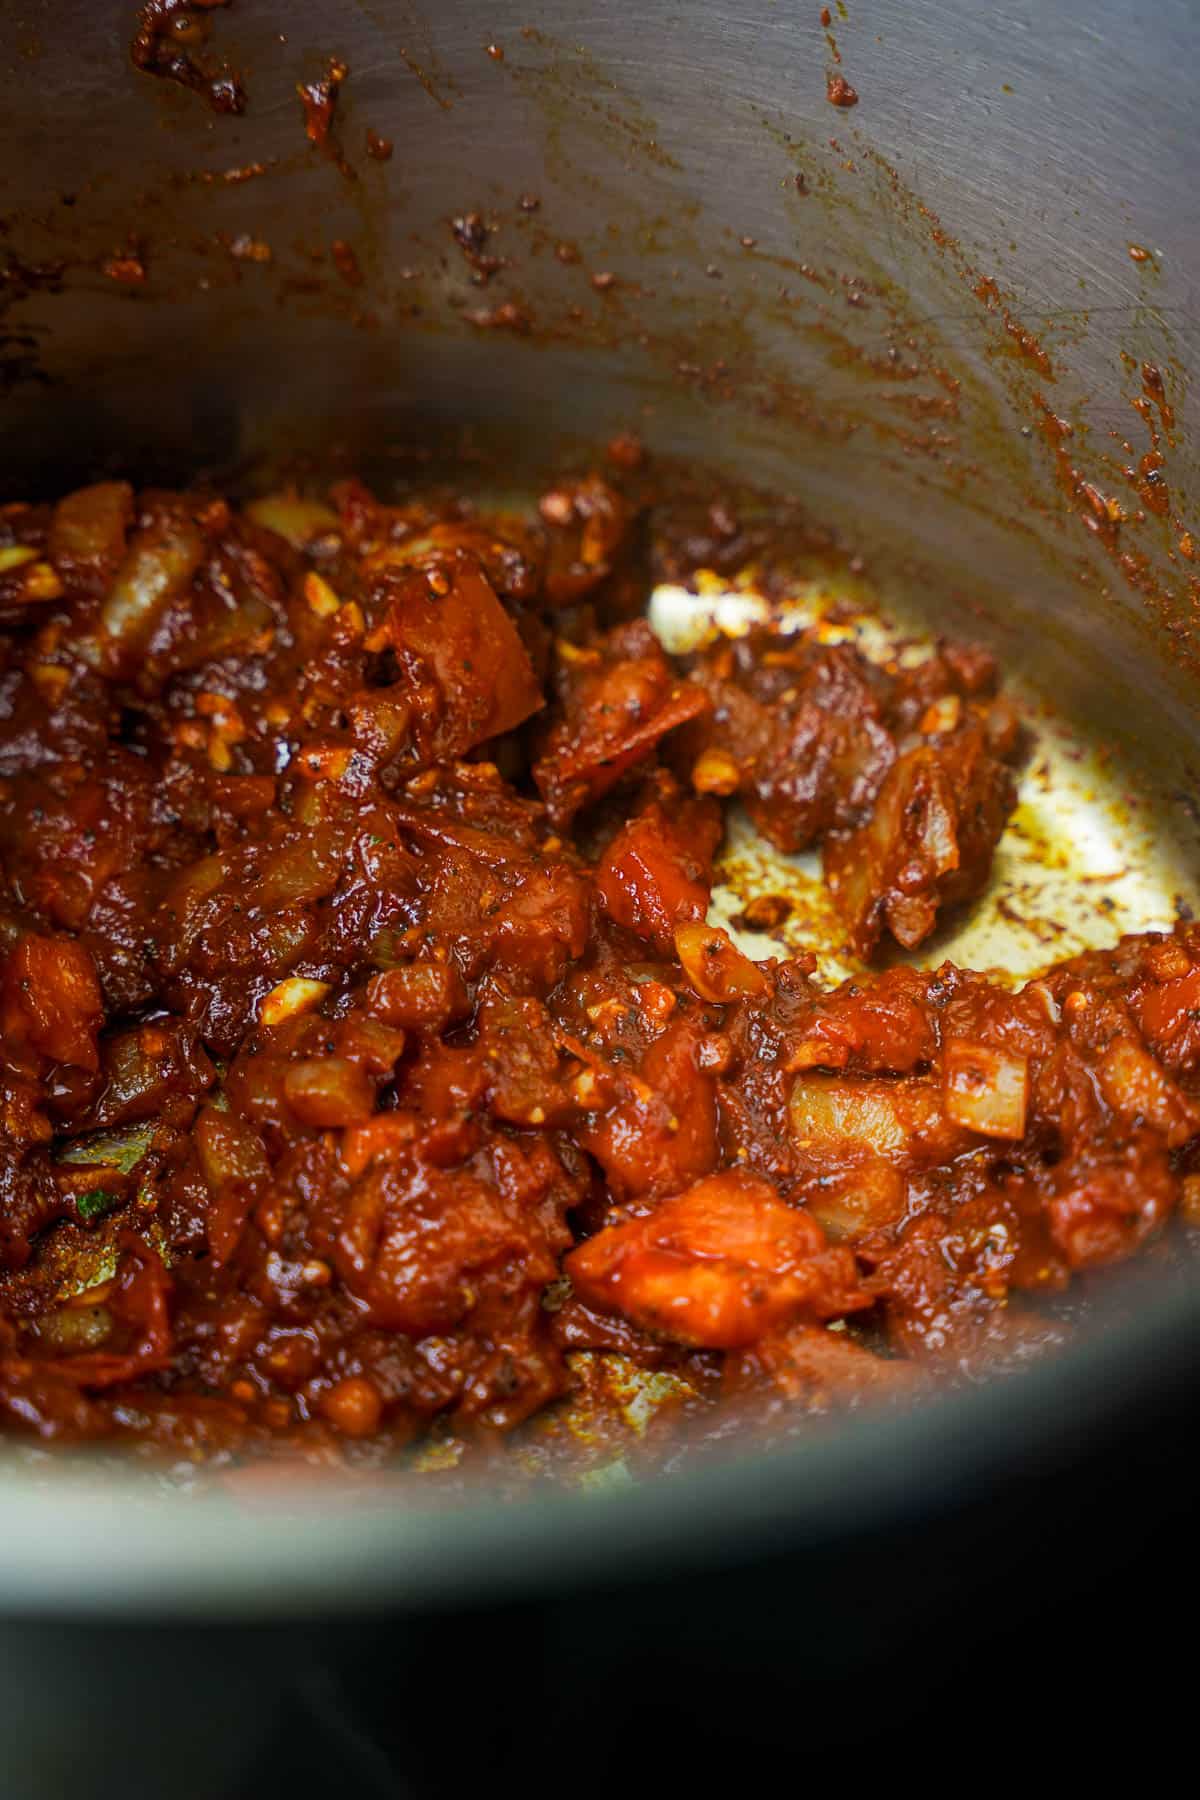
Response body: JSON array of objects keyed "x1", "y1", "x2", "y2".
[
  {"x1": 2, "y1": 932, "x2": 104, "y2": 1072},
  {"x1": 566, "y1": 1170, "x2": 869, "y2": 1348},
  {"x1": 1133, "y1": 963, "x2": 1200, "y2": 1069},
  {"x1": 382, "y1": 551, "x2": 542, "y2": 759},
  {"x1": 578, "y1": 1014, "x2": 718, "y2": 1201},
  {"x1": 595, "y1": 804, "x2": 711, "y2": 955},
  {"x1": 533, "y1": 621, "x2": 709, "y2": 825}
]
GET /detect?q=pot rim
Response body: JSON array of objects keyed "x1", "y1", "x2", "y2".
[{"x1": 0, "y1": 1260, "x2": 1192, "y2": 1620}]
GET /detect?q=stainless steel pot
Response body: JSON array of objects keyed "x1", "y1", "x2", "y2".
[{"x1": 1, "y1": 1, "x2": 1198, "y2": 1789}]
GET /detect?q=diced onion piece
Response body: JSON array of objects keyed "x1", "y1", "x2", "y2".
[
  {"x1": 97, "y1": 518, "x2": 204, "y2": 661},
  {"x1": 334, "y1": 1016, "x2": 407, "y2": 1075},
  {"x1": 195, "y1": 1105, "x2": 271, "y2": 1268},
  {"x1": 691, "y1": 747, "x2": 741, "y2": 796},
  {"x1": 259, "y1": 977, "x2": 331, "y2": 1027},
  {"x1": 48, "y1": 481, "x2": 133, "y2": 578},
  {"x1": 22, "y1": 563, "x2": 64, "y2": 602},
  {"x1": 674, "y1": 923, "x2": 768, "y2": 1004},
  {"x1": 919, "y1": 694, "x2": 962, "y2": 735},
  {"x1": 304, "y1": 571, "x2": 341, "y2": 616},
  {"x1": 284, "y1": 1057, "x2": 375, "y2": 1128},
  {"x1": 245, "y1": 494, "x2": 339, "y2": 548},
  {"x1": 789, "y1": 1073, "x2": 919, "y2": 1158},
  {"x1": 295, "y1": 743, "x2": 353, "y2": 782},
  {"x1": 366, "y1": 964, "x2": 469, "y2": 1031},
  {"x1": 36, "y1": 1303, "x2": 114, "y2": 1354},
  {"x1": 805, "y1": 1160, "x2": 906, "y2": 1241},
  {"x1": 194, "y1": 1105, "x2": 270, "y2": 1194},
  {"x1": 1097, "y1": 1037, "x2": 1198, "y2": 1147},
  {"x1": 254, "y1": 831, "x2": 343, "y2": 908},
  {"x1": 942, "y1": 1039, "x2": 1028, "y2": 1140},
  {"x1": 162, "y1": 852, "x2": 226, "y2": 934}
]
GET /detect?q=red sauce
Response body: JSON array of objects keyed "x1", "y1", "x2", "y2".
[{"x1": 0, "y1": 465, "x2": 1196, "y2": 1466}]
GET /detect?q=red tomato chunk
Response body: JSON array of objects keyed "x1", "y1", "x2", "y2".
[{"x1": 567, "y1": 1171, "x2": 869, "y2": 1348}]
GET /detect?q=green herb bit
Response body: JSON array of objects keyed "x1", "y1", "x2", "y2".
[{"x1": 76, "y1": 1189, "x2": 122, "y2": 1223}]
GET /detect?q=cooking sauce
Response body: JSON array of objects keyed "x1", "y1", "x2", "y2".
[{"x1": 0, "y1": 461, "x2": 1196, "y2": 1471}]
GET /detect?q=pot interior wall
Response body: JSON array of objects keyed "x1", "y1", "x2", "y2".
[{"x1": 4, "y1": 1, "x2": 1197, "y2": 800}]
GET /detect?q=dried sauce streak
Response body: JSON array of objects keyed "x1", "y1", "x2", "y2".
[
  {"x1": 1141, "y1": 361, "x2": 1175, "y2": 435},
  {"x1": 297, "y1": 57, "x2": 354, "y2": 179},
  {"x1": 130, "y1": 0, "x2": 247, "y2": 115},
  {"x1": 451, "y1": 213, "x2": 503, "y2": 285},
  {"x1": 0, "y1": 462, "x2": 1197, "y2": 1469}
]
